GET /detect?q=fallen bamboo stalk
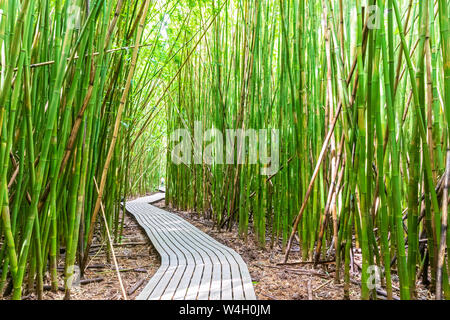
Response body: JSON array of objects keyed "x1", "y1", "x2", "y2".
[
  {"x1": 42, "y1": 277, "x2": 105, "y2": 290},
  {"x1": 307, "y1": 280, "x2": 313, "y2": 300},
  {"x1": 57, "y1": 264, "x2": 107, "y2": 270},
  {"x1": 90, "y1": 241, "x2": 147, "y2": 248},
  {"x1": 277, "y1": 260, "x2": 335, "y2": 266},
  {"x1": 313, "y1": 279, "x2": 333, "y2": 293},
  {"x1": 80, "y1": 277, "x2": 104, "y2": 285},
  {"x1": 98, "y1": 266, "x2": 150, "y2": 274},
  {"x1": 127, "y1": 279, "x2": 146, "y2": 296}
]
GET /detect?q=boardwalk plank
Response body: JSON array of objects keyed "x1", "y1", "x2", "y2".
[{"x1": 126, "y1": 193, "x2": 256, "y2": 300}]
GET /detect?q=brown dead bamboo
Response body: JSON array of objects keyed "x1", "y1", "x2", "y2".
[
  {"x1": 93, "y1": 177, "x2": 128, "y2": 300},
  {"x1": 436, "y1": 145, "x2": 450, "y2": 300}
]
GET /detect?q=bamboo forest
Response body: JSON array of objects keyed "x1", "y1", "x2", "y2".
[{"x1": 0, "y1": 0, "x2": 449, "y2": 303}]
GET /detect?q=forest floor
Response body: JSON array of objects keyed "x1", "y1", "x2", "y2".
[
  {"x1": 152, "y1": 200, "x2": 360, "y2": 300},
  {"x1": 6, "y1": 192, "x2": 432, "y2": 300},
  {"x1": 8, "y1": 206, "x2": 161, "y2": 300},
  {"x1": 153, "y1": 199, "x2": 432, "y2": 300}
]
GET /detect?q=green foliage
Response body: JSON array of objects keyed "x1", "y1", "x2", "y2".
[{"x1": 164, "y1": 0, "x2": 450, "y2": 300}]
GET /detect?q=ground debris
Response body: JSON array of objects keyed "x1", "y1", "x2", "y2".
[{"x1": 6, "y1": 204, "x2": 161, "y2": 301}]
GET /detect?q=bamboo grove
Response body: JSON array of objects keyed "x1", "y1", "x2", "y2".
[
  {"x1": 166, "y1": 0, "x2": 450, "y2": 300},
  {"x1": 0, "y1": 0, "x2": 172, "y2": 300}
]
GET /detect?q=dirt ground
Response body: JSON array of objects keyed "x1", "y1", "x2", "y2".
[
  {"x1": 153, "y1": 199, "x2": 433, "y2": 301},
  {"x1": 5, "y1": 192, "x2": 432, "y2": 300},
  {"x1": 4, "y1": 209, "x2": 161, "y2": 300},
  {"x1": 152, "y1": 200, "x2": 361, "y2": 300}
]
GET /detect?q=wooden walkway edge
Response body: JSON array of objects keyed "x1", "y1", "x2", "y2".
[{"x1": 125, "y1": 193, "x2": 256, "y2": 300}]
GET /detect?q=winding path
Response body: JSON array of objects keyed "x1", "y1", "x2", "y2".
[{"x1": 125, "y1": 193, "x2": 256, "y2": 300}]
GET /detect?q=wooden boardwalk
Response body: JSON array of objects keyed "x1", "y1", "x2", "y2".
[{"x1": 125, "y1": 193, "x2": 256, "y2": 300}]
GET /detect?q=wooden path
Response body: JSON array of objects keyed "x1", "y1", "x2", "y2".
[{"x1": 125, "y1": 193, "x2": 256, "y2": 300}]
